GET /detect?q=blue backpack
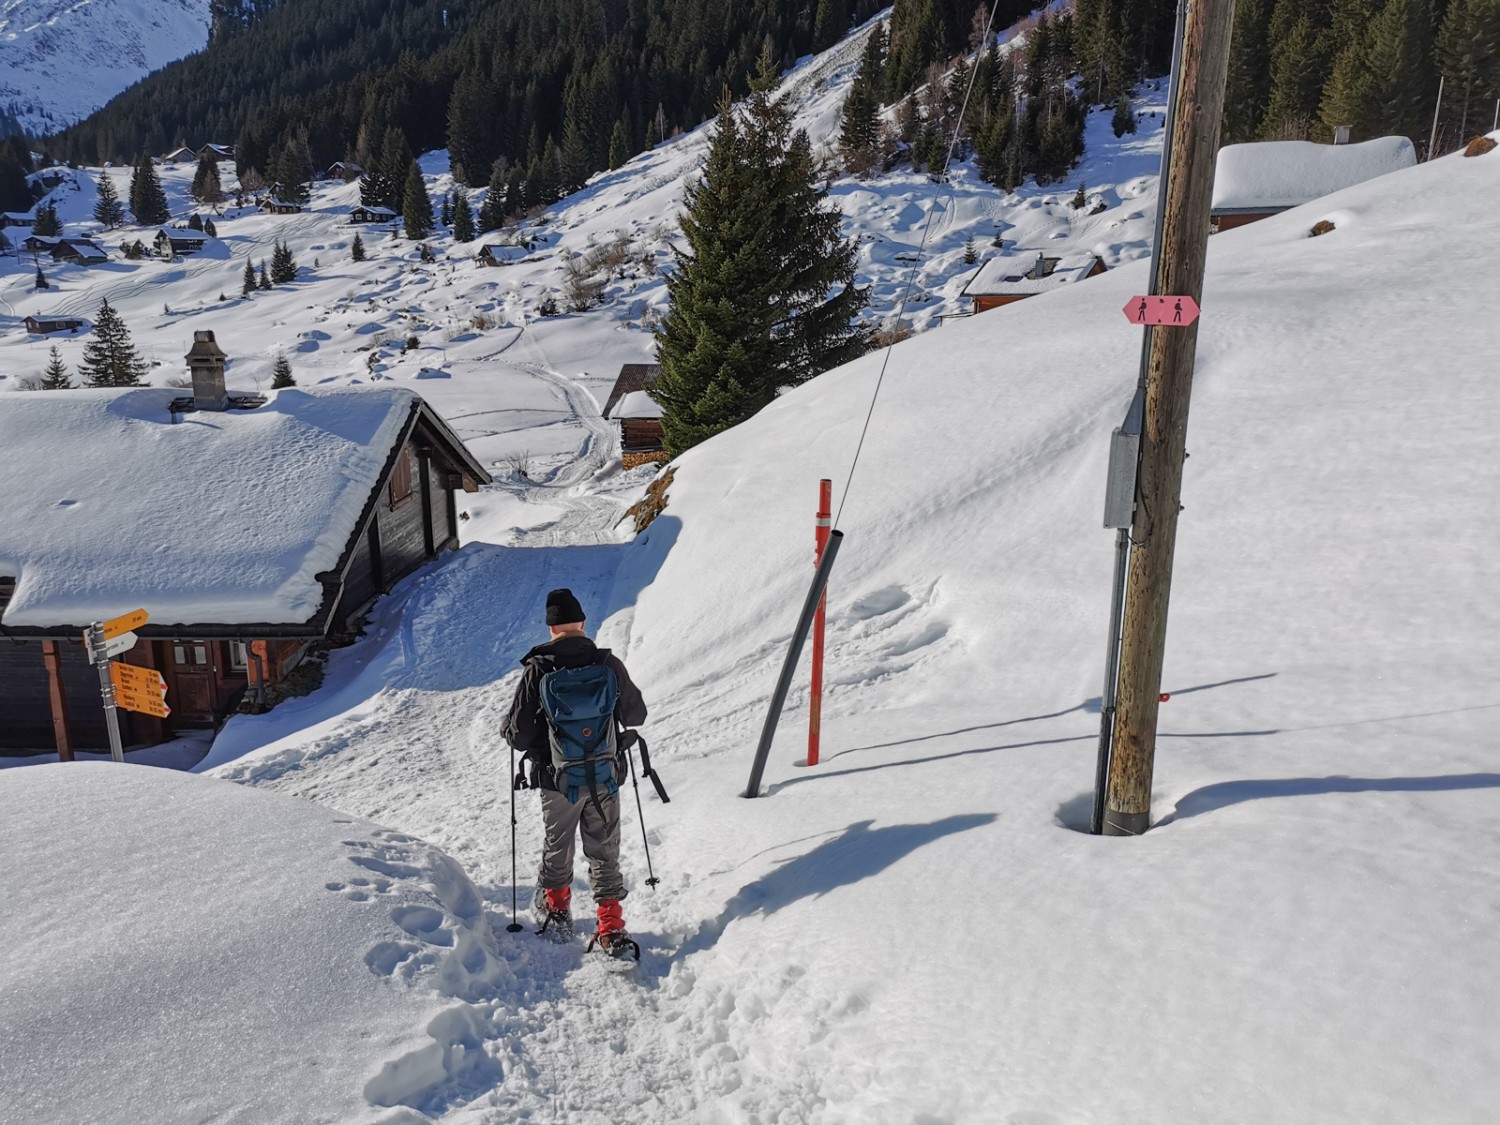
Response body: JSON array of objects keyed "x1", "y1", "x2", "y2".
[{"x1": 540, "y1": 662, "x2": 620, "y2": 813}]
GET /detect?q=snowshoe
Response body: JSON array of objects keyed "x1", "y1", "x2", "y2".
[
  {"x1": 587, "y1": 929, "x2": 640, "y2": 970},
  {"x1": 534, "y1": 885, "x2": 574, "y2": 943}
]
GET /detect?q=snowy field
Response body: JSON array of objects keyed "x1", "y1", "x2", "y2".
[{"x1": 4, "y1": 17, "x2": 1499, "y2": 1125}]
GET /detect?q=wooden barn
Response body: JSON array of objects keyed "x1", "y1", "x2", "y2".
[
  {"x1": 23, "y1": 315, "x2": 85, "y2": 334},
  {"x1": 199, "y1": 143, "x2": 235, "y2": 162},
  {"x1": 50, "y1": 238, "x2": 109, "y2": 265},
  {"x1": 0, "y1": 331, "x2": 491, "y2": 757},
  {"x1": 266, "y1": 201, "x2": 304, "y2": 215},
  {"x1": 961, "y1": 252, "x2": 1107, "y2": 312},
  {"x1": 349, "y1": 205, "x2": 398, "y2": 224},
  {"x1": 603, "y1": 364, "x2": 666, "y2": 468},
  {"x1": 328, "y1": 161, "x2": 366, "y2": 182},
  {"x1": 155, "y1": 228, "x2": 209, "y2": 258},
  {"x1": 1211, "y1": 136, "x2": 1417, "y2": 231},
  {"x1": 162, "y1": 146, "x2": 197, "y2": 165},
  {"x1": 1, "y1": 211, "x2": 34, "y2": 229}
]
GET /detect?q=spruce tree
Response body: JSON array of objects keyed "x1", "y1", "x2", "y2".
[
  {"x1": 191, "y1": 153, "x2": 224, "y2": 205},
  {"x1": 93, "y1": 173, "x2": 126, "y2": 228},
  {"x1": 478, "y1": 160, "x2": 508, "y2": 231},
  {"x1": 258, "y1": 261, "x2": 271, "y2": 290},
  {"x1": 608, "y1": 118, "x2": 630, "y2": 169},
  {"x1": 1223, "y1": 0, "x2": 1272, "y2": 143},
  {"x1": 33, "y1": 203, "x2": 61, "y2": 237},
  {"x1": 241, "y1": 258, "x2": 256, "y2": 296},
  {"x1": 1436, "y1": 0, "x2": 1500, "y2": 142},
  {"x1": 78, "y1": 299, "x2": 148, "y2": 387},
  {"x1": 452, "y1": 186, "x2": 475, "y2": 242},
  {"x1": 654, "y1": 89, "x2": 870, "y2": 458},
  {"x1": 129, "y1": 155, "x2": 171, "y2": 226},
  {"x1": 1261, "y1": 10, "x2": 1331, "y2": 138},
  {"x1": 271, "y1": 239, "x2": 298, "y2": 283},
  {"x1": 402, "y1": 162, "x2": 433, "y2": 239},
  {"x1": 188, "y1": 213, "x2": 205, "y2": 231},
  {"x1": 1113, "y1": 93, "x2": 1137, "y2": 136},
  {"x1": 40, "y1": 345, "x2": 72, "y2": 390},
  {"x1": 352, "y1": 231, "x2": 366, "y2": 261},
  {"x1": 440, "y1": 194, "x2": 453, "y2": 226},
  {"x1": 35, "y1": 264, "x2": 47, "y2": 290},
  {"x1": 271, "y1": 353, "x2": 295, "y2": 388},
  {"x1": 1320, "y1": 39, "x2": 1377, "y2": 140},
  {"x1": 814, "y1": 0, "x2": 849, "y2": 50},
  {"x1": 204, "y1": 218, "x2": 217, "y2": 237}
]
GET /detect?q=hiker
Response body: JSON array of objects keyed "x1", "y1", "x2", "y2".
[{"x1": 503, "y1": 587, "x2": 648, "y2": 960}]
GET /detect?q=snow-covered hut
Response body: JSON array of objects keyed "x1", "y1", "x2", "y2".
[
  {"x1": 477, "y1": 243, "x2": 528, "y2": 267},
  {"x1": 328, "y1": 161, "x2": 366, "y2": 182},
  {"x1": 0, "y1": 210, "x2": 35, "y2": 229},
  {"x1": 349, "y1": 205, "x2": 398, "y2": 224},
  {"x1": 199, "y1": 143, "x2": 235, "y2": 162},
  {"x1": 1211, "y1": 137, "x2": 1418, "y2": 231},
  {"x1": 154, "y1": 227, "x2": 209, "y2": 258},
  {"x1": 50, "y1": 238, "x2": 109, "y2": 265},
  {"x1": 603, "y1": 363, "x2": 665, "y2": 467},
  {"x1": 961, "y1": 252, "x2": 1107, "y2": 312},
  {"x1": 162, "y1": 146, "x2": 197, "y2": 165},
  {"x1": 0, "y1": 331, "x2": 491, "y2": 756}
]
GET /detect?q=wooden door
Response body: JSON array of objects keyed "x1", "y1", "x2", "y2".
[{"x1": 168, "y1": 641, "x2": 219, "y2": 726}]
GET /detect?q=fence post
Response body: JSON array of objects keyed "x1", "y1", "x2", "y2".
[{"x1": 807, "y1": 480, "x2": 833, "y2": 767}]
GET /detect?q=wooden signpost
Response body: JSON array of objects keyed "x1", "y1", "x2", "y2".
[{"x1": 84, "y1": 609, "x2": 170, "y2": 762}]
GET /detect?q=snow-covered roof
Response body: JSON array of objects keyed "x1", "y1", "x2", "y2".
[
  {"x1": 0, "y1": 385, "x2": 424, "y2": 629},
  {"x1": 1211, "y1": 137, "x2": 1417, "y2": 213},
  {"x1": 162, "y1": 146, "x2": 196, "y2": 161},
  {"x1": 613, "y1": 389, "x2": 664, "y2": 420},
  {"x1": 2, "y1": 211, "x2": 35, "y2": 222},
  {"x1": 157, "y1": 227, "x2": 208, "y2": 243},
  {"x1": 480, "y1": 243, "x2": 527, "y2": 261},
  {"x1": 963, "y1": 252, "x2": 1103, "y2": 297}
]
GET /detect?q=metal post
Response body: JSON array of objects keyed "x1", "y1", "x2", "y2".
[
  {"x1": 1092, "y1": 528, "x2": 1131, "y2": 833},
  {"x1": 807, "y1": 479, "x2": 833, "y2": 767},
  {"x1": 745, "y1": 530, "x2": 845, "y2": 798},
  {"x1": 1428, "y1": 76, "x2": 1444, "y2": 161},
  {"x1": 89, "y1": 624, "x2": 126, "y2": 763}
]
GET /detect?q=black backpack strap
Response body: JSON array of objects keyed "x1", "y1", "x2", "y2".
[{"x1": 618, "y1": 727, "x2": 669, "y2": 804}]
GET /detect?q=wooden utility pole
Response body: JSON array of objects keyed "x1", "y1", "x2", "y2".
[
  {"x1": 41, "y1": 639, "x2": 74, "y2": 762},
  {"x1": 1103, "y1": 0, "x2": 1235, "y2": 836}
]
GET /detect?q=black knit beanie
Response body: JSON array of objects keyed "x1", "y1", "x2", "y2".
[{"x1": 545, "y1": 588, "x2": 585, "y2": 626}]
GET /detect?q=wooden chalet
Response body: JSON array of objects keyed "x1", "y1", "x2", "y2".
[
  {"x1": 478, "y1": 243, "x2": 528, "y2": 267},
  {"x1": 199, "y1": 143, "x2": 235, "y2": 162},
  {"x1": 349, "y1": 205, "x2": 398, "y2": 224},
  {"x1": 1, "y1": 211, "x2": 35, "y2": 229},
  {"x1": 162, "y1": 146, "x2": 197, "y2": 165},
  {"x1": 603, "y1": 364, "x2": 665, "y2": 469},
  {"x1": 0, "y1": 331, "x2": 491, "y2": 756},
  {"x1": 155, "y1": 228, "x2": 208, "y2": 258},
  {"x1": 1211, "y1": 136, "x2": 1417, "y2": 232},
  {"x1": 961, "y1": 252, "x2": 1107, "y2": 312},
  {"x1": 21, "y1": 234, "x2": 60, "y2": 254},
  {"x1": 328, "y1": 161, "x2": 366, "y2": 182},
  {"x1": 265, "y1": 200, "x2": 304, "y2": 215},
  {"x1": 50, "y1": 238, "x2": 109, "y2": 265},
  {"x1": 23, "y1": 315, "x2": 85, "y2": 334}
]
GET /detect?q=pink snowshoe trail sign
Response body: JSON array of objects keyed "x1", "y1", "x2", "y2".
[{"x1": 1123, "y1": 295, "x2": 1200, "y2": 326}]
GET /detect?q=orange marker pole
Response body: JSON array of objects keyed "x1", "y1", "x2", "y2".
[{"x1": 808, "y1": 479, "x2": 832, "y2": 767}]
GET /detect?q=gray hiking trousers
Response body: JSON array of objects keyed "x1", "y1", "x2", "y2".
[{"x1": 537, "y1": 789, "x2": 626, "y2": 903}]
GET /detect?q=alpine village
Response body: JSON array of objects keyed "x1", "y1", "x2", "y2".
[{"x1": 1, "y1": 0, "x2": 1497, "y2": 1121}]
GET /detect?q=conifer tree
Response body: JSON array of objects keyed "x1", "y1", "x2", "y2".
[
  {"x1": 40, "y1": 345, "x2": 72, "y2": 390},
  {"x1": 352, "y1": 231, "x2": 366, "y2": 261},
  {"x1": 478, "y1": 160, "x2": 507, "y2": 232},
  {"x1": 258, "y1": 261, "x2": 271, "y2": 289},
  {"x1": 838, "y1": 73, "x2": 881, "y2": 172},
  {"x1": 1112, "y1": 93, "x2": 1137, "y2": 136},
  {"x1": 191, "y1": 153, "x2": 224, "y2": 205},
  {"x1": 440, "y1": 194, "x2": 453, "y2": 226},
  {"x1": 654, "y1": 89, "x2": 870, "y2": 458},
  {"x1": 1223, "y1": 0, "x2": 1272, "y2": 143},
  {"x1": 1365, "y1": 0, "x2": 1436, "y2": 142},
  {"x1": 33, "y1": 203, "x2": 61, "y2": 237},
  {"x1": 35, "y1": 264, "x2": 47, "y2": 290},
  {"x1": 204, "y1": 218, "x2": 217, "y2": 237},
  {"x1": 78, "y1": 299, "x2": 148, "y2": 387},
  {"x1": 1320, "y1": 39, "x2": 1378, "y2": 140},
  {"x1": 1436, "y1": 0, "x2": 1500, "y2": 141},
  {"x1": 188, "y1": 212, "x2": 205, "y2": 231},
  {"x1": 814, "y1": 0, "x2": 850, "y2": 50},
  {"x1": 402, "y1": 162, "x2": 433, "y2": 239},
  {"x1": 1260, "y1": 10, "x2": 1330, "y2": 138},
  {"x1": 129, "y1": 155, "x2": 171, "y2": 226},
  {"x1": 452, "y1": 186, "x2": 475, "y2": 242},
  {"x1": 270, "y1": 239, "x2": 298, "y2": 283},
  {"x1": 242, "y1": 258, "x2": 256, "y2": 296},
  {"x1": 608, "y1": 119, "x2": 630, "y2": 169},
  {"x1": 963, "y1": 235, "x2": 977, "y2": 264},
  {"x1": 93, "y1": 173, "x2": 126, "y2": 228},
  {"x1": 272, "y1": 353, "x2": 295, "y2": 388}
]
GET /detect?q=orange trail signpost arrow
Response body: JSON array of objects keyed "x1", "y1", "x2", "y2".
[{"x1": 100, "y1": 608, "x2": 148, "y2": 641}]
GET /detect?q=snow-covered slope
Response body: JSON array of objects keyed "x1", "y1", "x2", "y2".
[
  {"x1": 0, "y1": 0, "x2": 209, "y2": 136},
  {"x1": 192, "y1": 140, "x2": 1500, "y2": 1123},
  {"x1": 0, "y1": 763, "x2": 509, "y2": 1124}
]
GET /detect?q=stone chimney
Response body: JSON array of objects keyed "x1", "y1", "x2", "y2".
[
  {"x1": 1030, "y1": 253, "x2": 1047, "y2": 281},
  {"x1": 185, "y1": 330, "x2": 228, "y2": 411}
]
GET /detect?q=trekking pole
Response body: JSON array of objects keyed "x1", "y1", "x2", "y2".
[
  {"x1": 505, "y1": 740, "x2": 523, "y2": 933},
  {"x1": 621, "y1": 728, "x2": 661, "y2": 888}
]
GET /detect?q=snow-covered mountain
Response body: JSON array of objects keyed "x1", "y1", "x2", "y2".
[{"x1": 0, "y1": 0, "x2": 210, "y2": 136}]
